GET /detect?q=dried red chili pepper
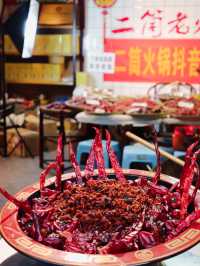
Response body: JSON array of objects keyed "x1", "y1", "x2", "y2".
[
  {"x1": 69, "y1": 142, "x2": 82, "y2": 184},
  {"x1": 120, "y1": 209, "x2": 145, "y2": 243},
  {"x1": 138, "y1": 231, "x2": 157, "y2": 248},
  {"x1": 180, "y1": 149, "x2": 200, "y2": 218},
  {"x1": 180, "y1": 141, "x2": 199, "y2": 194},
  {"x1": 93, "y1": 127, "x2": 107, "y2": 179},
  {"x1": 105, "y1": 130, "x2": 126, "y2": 182},
  {"x1": 148, "y1": 182, "x2": 168, "y2": 195},
  {"x1": 99, "y1": 209, "x2": 145, "y2": 254},
  {"x1": 169, "y1": 181, "x2": 179, "y2": 192},
  {"x1": 55, "y1": 135, "x2": 63, "y2": 191},
  {"x1": 191, "y1": 161, "x2": 200, "y2": 204},
  {"x1": 84, "y1": 137, "x2": 96, "y2": 180},
  {"x1": 40, "y1": 162, "x2": 56, "y2": 194},
  {"x1": 0, "y1": 187, "x2": 31, "y2": 213},
  {"x1": 151, "y1": 127, "x2": 161, "y2": 184},
  {"x1": 168, "y1": 209, "x2": 200, "y2": 239},
  {"x1": 32, "y1": 212, "x2": 43, "y2": 242}
]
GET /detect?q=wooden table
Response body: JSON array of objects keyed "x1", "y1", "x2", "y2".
[
  {"x1": 75, "y1": 111, "x2": 161, "y2": 126},
  {"x1": 75, "y1": 111, "x2": 161, "y2": 146},
  {"x1": 163, "y1": 117, "x2": 200, "y2": 125}
]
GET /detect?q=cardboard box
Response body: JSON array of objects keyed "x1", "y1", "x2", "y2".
[
  {"x1": 25, "y1": 114, "x2": 57, "y2": 136},
  {"x1": 39, "y1": 3, "x2": 73, "y2": 25},
  {"x1": 5, "y1": 63, "x2": 63, "y2": 84},
  {"x1": 7, "y1": 128, "x2": 39, "y2": 157},
  {"x1": 25, "y1": 114, "x2": 58, "y2": 151}
]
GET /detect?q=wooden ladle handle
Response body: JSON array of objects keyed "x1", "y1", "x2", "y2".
[{"x1": 126, "y1": 131, "x2": 185, "y2": 167}]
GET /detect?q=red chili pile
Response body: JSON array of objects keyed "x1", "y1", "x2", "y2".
[
  {"x1": 1, "y1": 128, "x2": 200, "y2": 254},
  {"x1": 66, "y1": 96, "x2": 161, "y2": 115},
  {"x1": 163, "y1": 97, "x2": 200, "y2": 116}
]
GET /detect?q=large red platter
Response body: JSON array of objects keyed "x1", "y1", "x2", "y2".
[{"x1": 1, "y1": 169, "x2": 200, "y2": 266}]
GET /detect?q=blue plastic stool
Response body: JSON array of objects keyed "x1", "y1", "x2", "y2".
[
  {"x1": 122, "y1": 143, "x2": 174, "y2": 169},
  {"x1": 122, "y1": 143, "x2": 157, "y2": 169},
  {"x1": 76, "y1": 139, "x2": 121, "y2": 167},
  {"x1": 174, "y1": 150, "x2": 186, "y2": 158}
]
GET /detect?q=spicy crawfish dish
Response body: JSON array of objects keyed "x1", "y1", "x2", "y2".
[{"x1": 0, "y1": 128, "x2": 200, "y2": 254}]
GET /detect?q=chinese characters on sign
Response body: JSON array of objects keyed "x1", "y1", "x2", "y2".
[
  {"x1": 111, "y1": 10, "x2": 200, "y2": 37},
  {"x1": 141, "y1": 9, "x2": 163, "y2": 37},
  {"x1": 87, "y1": 52, "x2": 116, "y2": 73},
  {"x1": 104, "y1": 39, "x2": 200, "y2": 83},
  {"x1": 112, "y1": 16, "x2": 134, "y2": 34},
  {"x1": 168, "y1": 12, "x2": 190, "y2": 35}
]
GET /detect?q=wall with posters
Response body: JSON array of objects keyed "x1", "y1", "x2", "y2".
[{"x1": 84, "y1": 0, "x2": 200, "y2": 96}]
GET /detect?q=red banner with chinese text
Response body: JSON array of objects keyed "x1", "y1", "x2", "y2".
[{"x1": 104, "y1": 39, "x2": 200, "y2": 83}]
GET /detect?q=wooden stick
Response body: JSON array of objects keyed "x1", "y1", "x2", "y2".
[{"x1": 126, "y1": 131, "x2": 185, "y2": 167}]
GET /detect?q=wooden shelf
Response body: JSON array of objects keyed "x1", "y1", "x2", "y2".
[
  {"x1": 5, "y1": 34, "x2": 80, "y2": 56},
  {"x1": 7, "y1": 80, "x2": 73, "y2": 86},
  {"x1": 5, "y1": 55, "x2": 81, "y2": 62},
  {"x1": 4, "y1": 0, "x2": 83, "y2": 100},
  {"x1": 5, "y1": 55, "x2": 49, "y2": 63},
  {"x1": 37, "y1": 25, "x2": 80, "y2": 34},
  {"x1": 7, "y1": 83, "x2": 74, "y2": 100}
]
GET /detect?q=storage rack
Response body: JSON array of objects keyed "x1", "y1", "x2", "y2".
[
  {"x1": 0, "y1": 0, "x2": 84, "y2": 156},
  {"x1": 4, "y1": 0, "x2": 84, "y2": 99}
]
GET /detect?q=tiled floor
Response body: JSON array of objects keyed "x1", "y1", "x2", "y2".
[
  {"x1": 0, "y1": 155, "x2": 41, "y2": 209},
  {"x1": 0, "y1": 149, "x2": 74, "y2": 209}
]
